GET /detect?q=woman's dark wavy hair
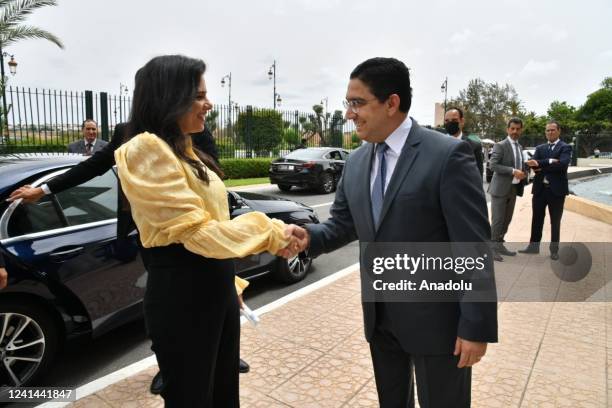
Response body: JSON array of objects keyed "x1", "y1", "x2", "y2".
[{"x1": 127, "y1": 54, "x2": 222, "y2": 183}]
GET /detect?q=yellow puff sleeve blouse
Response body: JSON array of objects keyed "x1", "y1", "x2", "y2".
[{"x1": 114, "y1": 132, "x2": 290, "y2": 295}]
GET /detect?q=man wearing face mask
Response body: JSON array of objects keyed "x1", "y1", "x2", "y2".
[{"x1": 444, "y1": 107, "x2": 484, "y2": 178}]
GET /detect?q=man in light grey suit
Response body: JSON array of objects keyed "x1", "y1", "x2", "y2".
[
  {"x1": 284, "y1": 58, "x2": 497, "y2": 408},
  {"x1": 488, "y1": 118, "x2": 528, "y2": 260},
  {"x1": 67, "y1": 119, "x2": 108, "y2": 155}
]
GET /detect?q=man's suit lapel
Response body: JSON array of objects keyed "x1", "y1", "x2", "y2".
[
  {"x1": 375, "y1": 121, "x2": 422, "y2": 234},
  {"x1": 359, "y1": 143, "x2": 376, "y2": 237}
]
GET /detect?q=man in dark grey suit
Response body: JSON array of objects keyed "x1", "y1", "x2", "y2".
[
  {"x1": 488, "y1": 118, "x2": 528, "y2": 260},
  {"x1": 444, "y1": 107, "x2": 484, "y2": 177},
  {"x1": 67, "y1": 119, "x2": 109, "y2": 155},
  {"x1": 285, "y1": 58, "x2": 497, "y2": 408}
]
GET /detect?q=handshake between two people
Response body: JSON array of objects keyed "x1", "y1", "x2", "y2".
[{"x1": 276, "y1": 224, "x2": 310, "y2": 259}]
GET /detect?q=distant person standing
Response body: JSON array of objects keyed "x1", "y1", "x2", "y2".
[
  {"x1": 594, "y1": 148, "x2": 600, "y2": 158},
  {"x1": 520, "y1": 121, "x2": 572, "y2": 260},
  {"x1": 488, "y1": 118, "x2": 528, "y2": 261},
  {"x1": 444, "y1": 107, "x2": 484, "y2": 177},
  {"x1": 67, "y1": 119, "x2": 108, "y2": 155}
]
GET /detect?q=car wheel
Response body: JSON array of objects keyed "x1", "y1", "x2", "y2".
[
  {"x1": 273, "y1": 251, "x2": 313, "y2": 284},
  {"x1": 318, "y1": 172, "x2": 335, "y2": 194},
  {"x1": 0, "y1": 300, "x2": 60, "y2": 387},
  {"x1": 278, "y1": 184, "x2": 292, "y2": 192}
]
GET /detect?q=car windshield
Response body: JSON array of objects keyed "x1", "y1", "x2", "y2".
[{"x1": 283, "y1": 149, "x2": 325, "y2": 160}]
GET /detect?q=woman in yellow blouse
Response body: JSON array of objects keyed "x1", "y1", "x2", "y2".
[{"x1": 114, "y1": 55, "x2": 294, "y2": 407}]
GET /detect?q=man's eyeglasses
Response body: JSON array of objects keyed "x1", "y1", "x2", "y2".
[{"x1": 342, "y1": 98, "x2": 377, "y2": 114}]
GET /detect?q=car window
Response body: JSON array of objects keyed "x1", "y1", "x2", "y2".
[
  {"x1": 54, "y1": 169, "x2": 118, "y2": 226},
  {"x1": 7, "y1": 196, "x2": 65, "y2": 237},
  {"x1": 328, "y1": 151, "x2": 342, "y2": 160},
  {"x1": 283, "y1": 149, "x2": 325, "y2": 160},
  {"x1": 340, "y1": 151, "x2": 349, "y2": 160}
]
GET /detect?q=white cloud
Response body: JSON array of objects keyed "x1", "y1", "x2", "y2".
[
  {"x1": 450, "y1": 29, "x2": 473, "y2": 44},
  {"x1": 535, "y1": 25, "x2": 568, "y2": 42},
  {"x1": 600, "y1": 50, "x2": 612, "y2": 59},
  {"x1": 520, "y1": 60, "x2": 560, "y2": 77}
]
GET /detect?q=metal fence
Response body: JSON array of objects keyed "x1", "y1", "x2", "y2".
[{"x1": 0, "y1": 86, "x2": 359, "y2": 157}]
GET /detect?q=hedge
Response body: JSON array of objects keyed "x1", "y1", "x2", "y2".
[{"x1": 219, "y1": 158, "x2": 272, "y2": 179}]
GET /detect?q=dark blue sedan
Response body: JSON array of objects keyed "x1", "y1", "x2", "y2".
[{"x1": 0, "y1": 154, "x2": 318, "y2": 387}]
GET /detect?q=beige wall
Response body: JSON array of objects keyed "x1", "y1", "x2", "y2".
[{"x1": 434, "y1": 103, "x2": 445, "y2": 127}]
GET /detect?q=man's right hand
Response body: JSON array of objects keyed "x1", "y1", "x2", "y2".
[
  {"x1": 277, "y1": 224, "x2": 310, "y2": 258},
  {"x1": 7, "y1": 185, "x2": 45, "y2": 203},
  {"x1": 512, "y1": 169, "x2": 526, "y2": 180},
  {"x1": 0, "y1": 267, "x2": 7, "y2": 290}
]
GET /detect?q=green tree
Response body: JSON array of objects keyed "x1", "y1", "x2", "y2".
[
  {"x1": 601, "y1": 77, "x2": 612, "y2": 90},
  {"x1": 573, "y1": 82, "x2": 612, "y2": 157},
  {"x1": 235, "y1": 108, "x2": 283, "y2": 157},
  {"x1": 450, "y1": 78, "x2": 522, "y2": 140},
  {"x1": 520, "y1": 111, "x2": 547, "y2": 146},
  {"x1": 0, "y1": 0, "x2": 64, "y2": 139},
  {"x1": 328, "y1": 110, "x2": 346, "y2": 147},
  {"x1": 299, "y1": 104, "x2": 325, "y2": 144}
]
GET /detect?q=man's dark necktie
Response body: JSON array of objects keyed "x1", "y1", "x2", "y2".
[
  {"x1": 371, "y1": 142, "x2": 389, "y2": 227},
  {"x1": 85, "y1": 143, "x2": 93, "y2": 155},
  {"x1": 513, "y1": 141, "x2": 521, "y2": 170}
]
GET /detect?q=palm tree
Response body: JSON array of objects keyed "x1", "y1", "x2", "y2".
[{"x1": 0, "y1": 0, "x2": 64, "y2": 136}]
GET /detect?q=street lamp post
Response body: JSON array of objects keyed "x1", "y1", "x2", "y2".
[
  {"x1": 221, "y1": 73, "x2": 232, "y2": 129},
  {"x1": 119, "y1": 83, "x2": 128, "y2": 123},
  {"x1": 0, "y1": 50, "x2": 17, "y2": 137},
  {"x1": 440, "y1": 77, "x2": 448, "y2": 114},
  {"x1": 268, "y1": 60, "x2": 282, "y2": 109},
  {"x1": 320, "y1": 97, "x2": 328, "y2": 141}
]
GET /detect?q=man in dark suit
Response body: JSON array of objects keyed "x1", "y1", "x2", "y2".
[
  {"x1": 519, "y1": 121, "x2": 572, "y2": 260},
  {"x1": 488, "y1": 118, "x2": 528, "y2": 260},
  {"x1": 67, "y1": 119, "x2": 109, "y2": 155},
  {"x1": 285, "y1": 58, "x2": 497, "y2": 408},
  {"x1": 8, "y1": 125, "x2": 250, "y2": 394},
  {"x1": 444, "y1": 107, "x2": 484, "y2": 177}
]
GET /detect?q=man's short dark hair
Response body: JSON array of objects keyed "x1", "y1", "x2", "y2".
[
  {"x1": 446, "y1": 106, "x2": 464, "y2": 119},
  {"x1": 546, "y1": 120, "x2": 561, "y2": 130},
  {"x1": 350, "y1": 57, "x2": 412, "y2": 113},
  {"x1": 507, "y1": 117, "x2": 523, "y2": 128},
  {"x1": 82, "y1": 119, "x2": 97, "y2": 128}
]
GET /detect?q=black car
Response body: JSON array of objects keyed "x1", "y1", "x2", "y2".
[
  {"x1": 0, "y1": 154, "x2": 319, "y2": 387},
  {"x1": 269, "y1": 147, "x2": 349, "y2": 193}
]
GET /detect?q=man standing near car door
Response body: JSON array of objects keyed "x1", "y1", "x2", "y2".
[
  {"x1": 444, "y1": 107, "x2": 484, "y2": 178},
  {"x1": 519, "y1": 121, "x2": 572, "y2": 260},
  {"x1": 488, "y1": 118, "x2": 528, "y2": 261}
]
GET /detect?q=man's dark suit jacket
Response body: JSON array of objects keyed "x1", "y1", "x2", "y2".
[
  {"x1": 530, "y1": 140, "x2": 571, "y2": 197},
  {"x1": 0, "y1": 252, "x2": 4, "y2": 268},
  {"x1": 47, "y1": 125, "x2": 220, "y2": 239},
  {"x1": 462, "y1": 134, "x2": 484, "y2": 177},
  {"x1": 67, "y1": 138, "x2": 109, "y2": 154},
  {"x1": 306, "y1": 120, "x2": 497, "y2": 355}
]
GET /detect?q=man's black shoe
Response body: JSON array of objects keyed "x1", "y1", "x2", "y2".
[
  {"x1": 150, "y1": 371, "x2": 163, "y2": 395},
  {"x1": 239, "y1": 358, "x2": 250, "y2": 374},
  {"x1": 518, "y1": 244, "x2": 540, "y2": 254},
  {"x1": 550, "y1": 252, "x2": 559, "y2": 260},
  {"x1": 497, "y1": 245, "x2": 516, "y2": 256},
  {"x1": 493, "y1": 252, "x2": 504, "y2": 262},
  {"x1": 149, "y1": 358, "x2": 250, "y2": 394}
]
